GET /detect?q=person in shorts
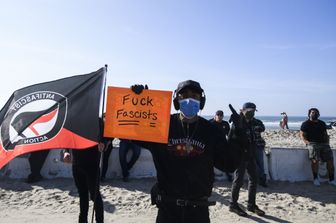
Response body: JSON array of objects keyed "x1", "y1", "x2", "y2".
[{"x1": 300, "y1": 108, "x2": 336, "y2": 186}]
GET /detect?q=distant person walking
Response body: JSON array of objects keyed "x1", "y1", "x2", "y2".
[
  {"x1": 300, "y1": 108, "x2": 336, "y2": 187},
  {"x1": 280, "y1": 112, "x2": 288, "y2": 129},
  {"x1": 209, "y1": 110, "x2": 232, "y2": 181}
]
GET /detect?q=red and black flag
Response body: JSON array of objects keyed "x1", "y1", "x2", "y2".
[{"x1": 0, "y1": 67, "x2": 106, "y2": 169}]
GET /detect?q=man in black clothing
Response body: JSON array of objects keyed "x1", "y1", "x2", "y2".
[
  {"x1": 101, "y1": 137, "x2": 114, "y2": 182},
  {"x1": 132, "y1": 80, "x2": 243, "y2": 223},
  {"x1": 63, "y1": 143, "x2": 105, "y2": 223},
  {"x1": 100, "y1": 113, "x2": 114, "y2": 182},
  {"x1": 228, "y1": 102, "x2": 265, "y2": 217},
  {"x1": 300, "y1": 108, "x2": 336, "y2": 186},
  {"x1": 209, "y1": 110, "x2": 232, "y2": 181},
  {"x1": 209, "y1": 110, "x2": 230, "y2": 136},
  {"x1": 26, "y1": 150, "x2": 50, "y2": 183}
]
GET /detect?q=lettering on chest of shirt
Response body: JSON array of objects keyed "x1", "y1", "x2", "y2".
[{"x1": 168, "y1": 138, "x2": 206, "y2": 157}]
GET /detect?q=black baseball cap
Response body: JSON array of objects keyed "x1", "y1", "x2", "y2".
[
  {"x1": 175, "y1": 80, "x2": 203, "y2": 95},
  {"x1": 215, "y1": 110, "x2": 224, "y2": 116},
  {"x1": 242, "y1": 102, "x2": 257, "y2": 111}
]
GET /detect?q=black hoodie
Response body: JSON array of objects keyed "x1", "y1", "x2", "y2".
[{"x1": 135, "y1": 113, "x2": 241, "y2": 199}]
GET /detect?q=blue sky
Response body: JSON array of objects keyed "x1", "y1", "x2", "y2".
[{"x1": 0, "y1": 0, "x2": 335, "y2": 116}]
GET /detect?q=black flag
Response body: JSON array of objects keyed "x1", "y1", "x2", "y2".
[{"x1": 0, "y1": 67, "x2": 106, "y2": 169}]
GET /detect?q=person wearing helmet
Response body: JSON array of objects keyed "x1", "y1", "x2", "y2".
[
  {"x1": 300, "y1": 108, "x2": 336, "y2": 187},
  {"x1": 228, "y1": 102, "x2": 265, "y2": 217},
  {"x1": 131, "y1": 80, "x2": 244, "y2": 223}
]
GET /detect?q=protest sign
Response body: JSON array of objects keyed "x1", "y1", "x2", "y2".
[{"x1": 104, "y1": 87, "x2": 172, "y2": 143}]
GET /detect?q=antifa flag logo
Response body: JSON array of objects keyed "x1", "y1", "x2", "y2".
[
  {"x1": 0, "y1": 67, "x2": 105, "y2": 169},
  {"x1": 0, "y1": 91, "x2": 67, "y2": 151}
]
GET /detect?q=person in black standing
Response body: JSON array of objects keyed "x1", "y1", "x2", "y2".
[
  {"x1": 100, "y1": 137, "x2": 114, "y2": 182},
  {"x1": 209, "y1": 110, "x2": 232, "y2": 181},
  {"x1": 131, "y1": 81, "x2": 244, "y2": 223},
  {"x1": 26, "y1": 150, "x2": 50, "y2": 183},
  {"x1": 100, "y1": 113, "x2": 114, "y2": 182},
  {"x1": 63, "y1": 143, "x2": 105, "y2": 223},
  {"x1": 300, "y1": 108, "x2": 336, "y2": 186},
  {"x1": 209, "y1": 110, "x2": 230, "y2": 136},
  {"x1": 229, "y1": 102, "x2": 265, "y2": 217}
]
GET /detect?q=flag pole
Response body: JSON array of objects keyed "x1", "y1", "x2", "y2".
[{"x1": 91, "y1": 64, "x2": 108, "y2": 223}]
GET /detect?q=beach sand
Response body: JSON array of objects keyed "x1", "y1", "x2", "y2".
[
  {"x1": 1, "y1": 129, "x2": 336, "y2": 223},
  {"x1": 0, "y1": 178, "x2": 335, "y2": 223},
  {"x1": 263, "y1": 129, "x2": 336, "y2": 148}
]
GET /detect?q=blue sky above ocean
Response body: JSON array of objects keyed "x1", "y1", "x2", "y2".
[{"x1": 0, "y1": 0, "x2": 335, "y2": 116}]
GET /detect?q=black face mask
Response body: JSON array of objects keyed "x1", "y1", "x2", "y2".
[
  {"x1": 245, "y1": 111, "x2": 255, "y2": 120},
  {"x1": 311, "y1": 114, "x2": 318, "y2": 120}
]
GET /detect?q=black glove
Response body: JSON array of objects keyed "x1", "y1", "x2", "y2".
[
  {"x1": 229, "y1": 104, "x2": 246, "y2": 136},
  {"x1": 131, "y1": 84, "x2": 148, "y2": 94}
]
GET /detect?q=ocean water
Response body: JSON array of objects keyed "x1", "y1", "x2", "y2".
[{"x1": 202, "y1": 115, "x2": 336, "y2": 130}]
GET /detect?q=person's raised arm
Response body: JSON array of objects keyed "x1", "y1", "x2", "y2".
[
  {"x1": 228, "y1": 104, "x2": 246, "y2": 138},
  {"x1": 214, "y1": 105, "x2": 245, "y2": 171}
]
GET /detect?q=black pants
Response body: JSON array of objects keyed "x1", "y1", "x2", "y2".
[
  {"x1": 101, "y1": 145, "x2": 113, "y2": 179},
  {"x1": 72, "y1": 164, "x2": 104, "y2": 223},
  {"x1": 156, "y1": 204, "x2": 210, "y2": 223},
  {"x1": 119, "y1": 140, "x2": 141, "y2": 178},
  {"x1": 28, "y1": 150, "x2": 50, "y2": 177},
  {"x1": 230, "y1": 159, "x2": 258, "y2": 208}
]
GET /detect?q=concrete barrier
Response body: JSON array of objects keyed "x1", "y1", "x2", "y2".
[
  {"x1": 0, "y1": 148, "x2": 156, "y2": 180},
  {"x1": 1, "y1": 147, "x2": 335, "y2": 182},
  {"x1": 267, "y1": 147, "x2": 336, "y2": 182}
]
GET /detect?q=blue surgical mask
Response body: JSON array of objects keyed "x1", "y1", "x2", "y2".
[{"x1": 179, "y1": 98, "x2": 200, "y2": 119}]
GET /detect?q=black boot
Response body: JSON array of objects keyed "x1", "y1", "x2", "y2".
[
  {"x1": 26, "y1": 173, "x2": 43, "y2": 183},
  {"x1": 247, "y1": 205, "x2": 265, "y2": 216},
  {"x1": 229, "y1": 203, "x2": 248, "y2": 217}
]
